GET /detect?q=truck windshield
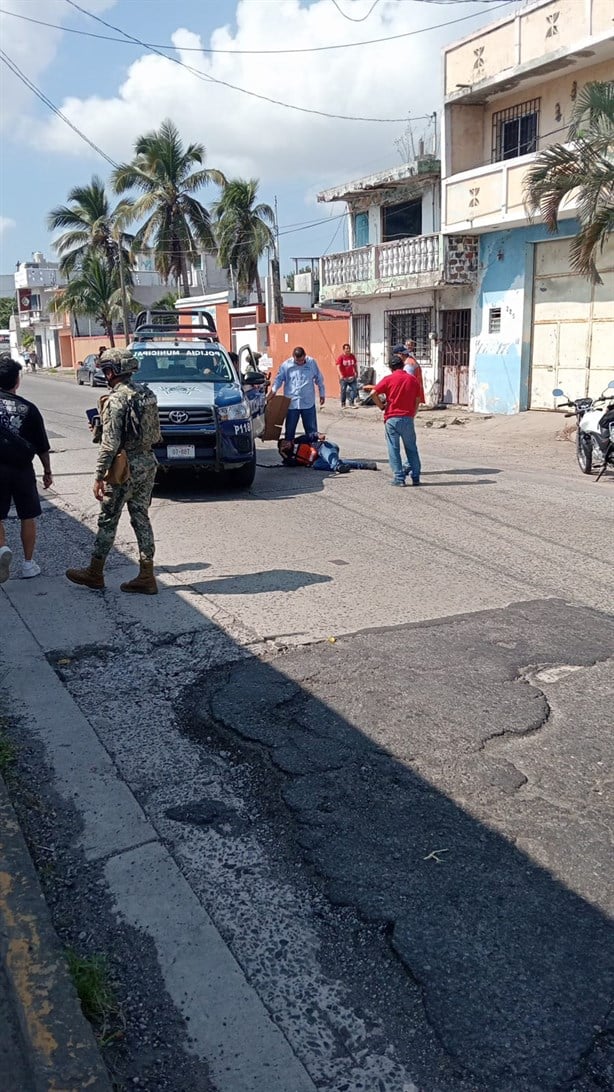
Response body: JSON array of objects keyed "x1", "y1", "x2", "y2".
[{"x1": 133, "y1": 347, "x2": 236, "y2": 384}]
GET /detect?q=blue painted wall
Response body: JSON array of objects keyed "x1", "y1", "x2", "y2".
[{"x1": 472, "y1": 221, "x2": 577, "y2": 414}]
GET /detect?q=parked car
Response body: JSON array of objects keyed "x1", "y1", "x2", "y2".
[{"x1": 76, "y1": 354, "x2": 106, "y2": 386}]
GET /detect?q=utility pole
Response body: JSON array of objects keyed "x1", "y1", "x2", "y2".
[
  {"x1": 271, "y1": 195, "x2": 284, "y2": 325},
  {"x1": 115, "y1": 233, "x2": 131, "y2": 343}
]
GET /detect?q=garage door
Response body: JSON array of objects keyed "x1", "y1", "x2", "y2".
[{"x1": 529, "y1": 236, "x2": 614, "y2": 408}]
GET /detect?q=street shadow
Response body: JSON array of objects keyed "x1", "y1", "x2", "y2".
[
  {"x1": 2, "y1": 498, "x2": 614, "y2": 1092},
  {"x1": 161, "y1": 562, "x2": 211, "y2": 575},
  {"x1": 418, "y1": 479, "x2": 495, "y2": 487},
  {"x1": 424, "y1": 467, "x2": 502, "y2": 477},
  {"x1": 190, "y1": 570, "x2": 332, "y2": 596},
  {"x1": 153, "y1": 459, "x2": 331, "y2": 502}
]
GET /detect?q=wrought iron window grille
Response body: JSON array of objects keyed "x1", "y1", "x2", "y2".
[
  {"x1": 384, "y1": 306, "x2": 433, "y2": 362},
  {"x1": 492, "y1": 99, "x2": 540, "y2": 162}
]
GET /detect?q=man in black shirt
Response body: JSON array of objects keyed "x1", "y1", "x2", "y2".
[{"x1": 0, "y1": 357, "x2": 53, "y2": 582}]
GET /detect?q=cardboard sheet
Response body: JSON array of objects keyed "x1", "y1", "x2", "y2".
[{"x1": 260, "y1": 395, "x2": 291, "y2": 442}]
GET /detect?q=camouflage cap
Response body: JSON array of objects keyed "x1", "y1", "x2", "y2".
[{"x1": 100, "y1": 349, "x2": 139, "y2": 375}]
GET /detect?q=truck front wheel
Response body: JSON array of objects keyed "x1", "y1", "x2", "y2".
[{"x1": 225, "y1": 453, "x2": 257, "y2": 489}]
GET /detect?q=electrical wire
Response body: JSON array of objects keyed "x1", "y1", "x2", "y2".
[
  {"x1": 0, "y1": 47, "x2": 119, "y2": 168},
  {"x1": 412, "y1": 1, "x2": 513, "y2": 4},
  {"x1": 322, "y1": 216, "x2": 346, "y2": 255},
  {"x1": 0, "y1": 3, "x2": 514, "y2": 56},
  {"x1": 62, "y1": 0, "x2": 440, "y2": 123},
  {"x1": 0, "y1": 48, "x2": 350, "y2": 247},
  {"x1": 130, "y1": 213, "x2": 350, "y2": 256},
  {"x1": 330, "y1": 0, "x2": 382, "y2": 21}
]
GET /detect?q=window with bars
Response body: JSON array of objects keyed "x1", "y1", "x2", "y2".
[
  {"x1": 492, "y1": 99, "x2": 540, "y2": 162},
  {"x1": 488, "y1": 307, "x2": 501, "y2": 334},
  {"x1": 385, "y1": 307, "x2": 432, "y2": 362}
]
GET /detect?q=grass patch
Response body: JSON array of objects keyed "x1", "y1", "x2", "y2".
[
  {"x1": 0, "y1": 730, "x2": 17, "y2": 775},
  {"x1": 66, "y1": 949, "x2": 124, "y2": 1045}
]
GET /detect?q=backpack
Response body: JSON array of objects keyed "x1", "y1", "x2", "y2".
[
  {"x1": 125, "y1": 385, "x2": 162, "y2": 446},
  {"x1": 0, "y1": 423, "x2": 36, "y2": 467}
]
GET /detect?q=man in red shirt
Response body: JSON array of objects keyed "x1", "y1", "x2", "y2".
[
  {"x1": 404, "y1": 339, "x2": 426, "y2": 405},
  {"x1": 335, "y1": 343, "x2": 358, "y2": 407},
  {"x1": 371, "y1": 355, "x2": 421, "y2": 486}
]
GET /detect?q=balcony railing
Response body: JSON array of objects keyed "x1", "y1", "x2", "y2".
[
  {"x1": 378, "y1": 234, "x2": 439, "y2": 278},
  {"x1": 320, "y1": 233, "x2": 476, "y2": 296},
  {"x1": 321, "y1": 235, "x2": 440, "y2": 288}
]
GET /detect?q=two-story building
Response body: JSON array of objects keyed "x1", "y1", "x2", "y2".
[
  {"x1": 317, "y1": 156, "x2": 478, "y2": 404},
  {"x1": 14, "y1": 254, "x2": 69, "y2": 368},
  {"x1": 442, "y1": 0, "x2": 614, "y2": 413}
]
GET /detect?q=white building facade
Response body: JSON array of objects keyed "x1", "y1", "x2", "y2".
[
  {"x1": 317, "y1": 158, "x2": 478, "y2": 404},
  {"x1": 14, "y1": 254, "x2": 68, "y2": 368}
]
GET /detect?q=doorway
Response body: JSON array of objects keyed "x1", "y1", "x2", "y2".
[
  {"x1": 441, "y1": 309, "x2": 470, "y2": 405},
  {"x1": 351, "y1": 313, "x2": 371, "y2": 379}
]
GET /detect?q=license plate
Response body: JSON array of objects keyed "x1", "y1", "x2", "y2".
[{"x1": 167, "y1": 444, "x2": 195, "y2": 459}]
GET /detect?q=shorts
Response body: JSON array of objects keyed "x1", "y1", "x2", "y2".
[{"x1": 0, "y1": 462, "x2": 42, "y2": 520}]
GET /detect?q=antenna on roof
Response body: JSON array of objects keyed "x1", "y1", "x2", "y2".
[{"x1": 394, "y1": 116, "x2": 416, "y2": 165}]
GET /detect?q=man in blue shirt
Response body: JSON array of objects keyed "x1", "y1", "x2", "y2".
[{"x1": 269, "y1": 346, "x2": 326, "y2": 440}]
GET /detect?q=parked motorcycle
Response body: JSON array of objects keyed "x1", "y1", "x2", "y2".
[{"x1": 553, "y1": 380, "x2": 614, "y2": 480}]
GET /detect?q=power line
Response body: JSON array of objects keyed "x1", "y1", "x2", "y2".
[
  {"x1": 62, "y1": 0, "x2": 411, "y2": 124},
  {"x1": 0, "y1": 47, "x2": 119, "y2": 168},
  {"x1": 0, "y1": 3, "x2": 514, "y2": 56},
  {"x1": 322, "y1": 216, "x2": 346, "y2": 255},
  {"x1": 330, "y1": 0, "x2": 382, "y2": 21}
]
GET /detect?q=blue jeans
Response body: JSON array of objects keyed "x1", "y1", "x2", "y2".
[
  {"x1": 384, "y1": 416, "x2": 421, "y2": 483},
  {"x1": 340, "y1": 378, "x2": 358, "y2": 406},
  {"x1": 285, "y1": 404, "x2": 318, "y2": 441}
]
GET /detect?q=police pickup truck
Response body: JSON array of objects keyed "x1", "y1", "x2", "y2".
[{"x1": 130, "y1": 310, "x2": 266, "y2": 488}]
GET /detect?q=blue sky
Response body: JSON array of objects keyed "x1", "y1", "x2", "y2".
[{"x1": 0, "y1": 0, "x2": 518, "y2": 280}]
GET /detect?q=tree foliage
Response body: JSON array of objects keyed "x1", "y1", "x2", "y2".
[
  {"x1": 524, "y1": 81, "x2": 614, "y2": 283},
  {"x1": 0, "y1": 297, "x2": 16, "y2": 328},
  {"x1": 52, "y1": 254, "x2": 137, "y2": 347},
  {"x1": 112, "y1": 119, "x2": 225, "y2": 297},
  {"x1": 213, "y1": 178, "x2": 275, "y2": 304},
  {"x1": 47, "y1": 176, "x2": 133, "y2": 280}
]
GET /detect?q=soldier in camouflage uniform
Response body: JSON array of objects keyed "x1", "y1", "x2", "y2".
[{"x1": 66, "y1": 349, "x2": 162, "y2": 594}]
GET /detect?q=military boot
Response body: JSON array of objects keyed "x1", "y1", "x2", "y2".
[
  {"x1": 66, "y1": 556, "x2": 105, "y2": 590},
  {"x1": 120, "y1": 560, "x2": 158, "y2": 595}
]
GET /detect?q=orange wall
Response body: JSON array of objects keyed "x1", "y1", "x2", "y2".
[
  {"x1": 268, "y1": 318, "x2": 350, "y2": 394},
  {"x1": 69, "y1": 335, "x2": 128, "y2": 368}
]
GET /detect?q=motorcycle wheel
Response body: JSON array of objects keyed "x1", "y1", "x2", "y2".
[{"x1": 576, "y1": 431, "x2": 593, "y2": 474}]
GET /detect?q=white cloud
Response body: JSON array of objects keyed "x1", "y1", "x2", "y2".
[
  {"x1": 28, "y1": 0, "x2": 517, "y2": 189},
  {"x1": 0, "y1": 216, "x2": 16, "y2": 236},
  {"x1": 0, "y1": 0, "x2": 117, "y2": 130}
]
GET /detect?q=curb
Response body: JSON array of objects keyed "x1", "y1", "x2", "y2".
[
  {"x1": 0, "y1": 776, "x2": 112, "y2": 1092},
  {"x1": 30, "y1": 369, "x2": 75, "y2": 381}
]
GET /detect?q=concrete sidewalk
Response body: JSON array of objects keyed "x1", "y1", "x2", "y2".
[
  {"x1": 0, "y1": 592, "x2": 318, "y2": 1092},
  {"x1": 0, "y1": 776, "x2": 112, "y2": 1092}
]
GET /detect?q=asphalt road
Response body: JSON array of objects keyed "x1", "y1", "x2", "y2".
[{"x1": 1, "y1": 372, "x2": 613, "y2": 1092}]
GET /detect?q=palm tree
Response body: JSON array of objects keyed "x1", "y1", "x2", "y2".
[
  {"x1": 151, "y1": 289, "x2": 179, "y2": 311},
  {"x1": 524, "y1": 81, "x2": 614, "y2": 283},
  {"x1": 47, "y1": 176, "x2": 133, "y2": 279},
  {"x1": 51, "y1": 253, "x2": 137, "y2": 347},
  {"x1": 112, "y1": 119, "x2": 225, "y2": 298},
  {"x1": 213, "y1": 179, "x2": 275, "y2": 304}
]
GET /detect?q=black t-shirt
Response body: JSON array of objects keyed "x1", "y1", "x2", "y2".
[{"x1": 0, "y1": 392, "x2": 50, "y2": 458}]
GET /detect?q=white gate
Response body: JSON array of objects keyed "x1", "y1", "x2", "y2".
[{"x1": 529, "y1": 237, "x2": 614, "y2": 408}]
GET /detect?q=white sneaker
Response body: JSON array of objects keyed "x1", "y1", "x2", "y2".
[
  {"x1": 0, "y1": 546, "x2": 12, "y2": 584},
  {"x1": 21, "y1": 560, "x2": 41, "y2": 579}
]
